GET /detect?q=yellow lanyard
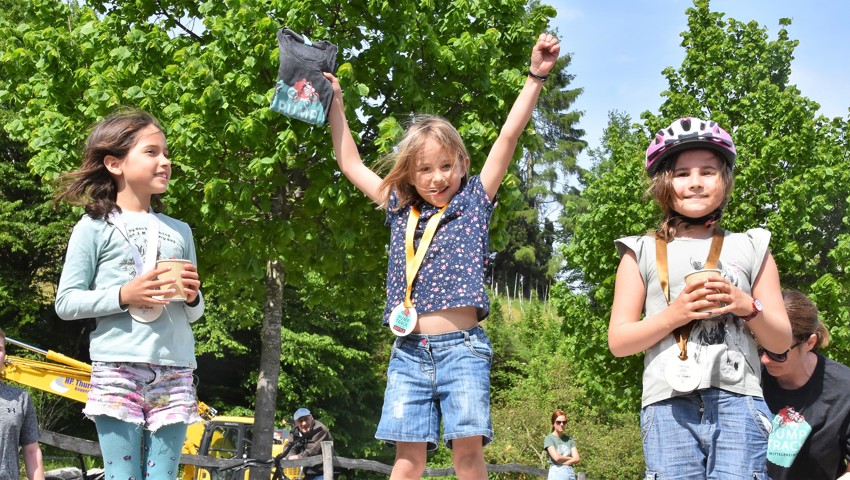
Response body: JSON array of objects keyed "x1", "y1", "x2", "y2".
[
  {"x1": 402, "y1": 204, "x2": 448, "y2": 308},
  {"x1": 656, "y1": 232, "x2": 724, "y2": 360}
]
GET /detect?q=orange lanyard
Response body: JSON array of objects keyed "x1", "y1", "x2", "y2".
[
  {"x1": 656, "y1": 233, "x2": 724, "y2": 360},
  {"x1": 402, "y1": 205, "x2": 447, "y2": 308}
]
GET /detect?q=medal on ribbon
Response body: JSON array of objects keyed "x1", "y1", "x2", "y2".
[
  {"x1": 655, "y1": 233, "x2": 724, "y2": 392},
  {"x1": 388, "y1": 303, "x2": 417, "y2": 336},
  {"x1": 663, "y1": 352, "x2": 701, "y2": 392},
  {"x1": 129, "y1": 304, "x2": 165, "y2": 323},
  {"x1": 389, "y1": 204, "x2": 447, "y2": 337},
  {"x1": 109, "y1": 210, "x2": 164, "y2": 323}
]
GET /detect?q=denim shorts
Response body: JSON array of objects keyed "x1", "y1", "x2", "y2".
[
  {"x1": 641, "y1": 387, "x2": 772, "y2": 479},
  {"x1": 84, "y1": 362, "x2": 201, "y2": 431},
  {"x1": 375, "y1": 326, "x2": 494, "y2": 450}
]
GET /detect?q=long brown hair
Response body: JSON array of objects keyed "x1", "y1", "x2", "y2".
[
  {"x1": 377, "y1": 115, "x2": 470, "y2": 210},
  {"x1": 55, "y1": 109, "x2": 165, "y2": 220},
  {"x1": 647, "y1": 148, "x2": 734, "y2": 241},
  {"x1": 782, "y1": 289, "x2": 831, "y2": 351}
]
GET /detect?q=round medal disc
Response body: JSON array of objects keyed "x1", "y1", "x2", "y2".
[
  {"x1": 129, "y1": 304, "x2": 164, "y2": 323},
  {"x1": 664, "y1": 355, "x2": 701, "y2": 392},
  {"x1": 388, "y1": 303, "x2": 417, "y2": 337}
]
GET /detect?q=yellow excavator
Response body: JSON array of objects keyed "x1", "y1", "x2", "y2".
[{"x1": 1, "y1": 337, "x2": 295, "y2": 480}]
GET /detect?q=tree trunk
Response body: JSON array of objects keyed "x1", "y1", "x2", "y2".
[{"x1": 250, "y1": 255, "x2": 285, "y2": 479}]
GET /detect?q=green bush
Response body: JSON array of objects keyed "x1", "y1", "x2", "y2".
[{"x1": 483, "y1": 294, "x2": 644, "y2": 479}]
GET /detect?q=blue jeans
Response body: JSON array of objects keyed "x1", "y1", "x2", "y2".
[
  {"x1": 641, "y1": 388, "x2": 771, "y2": 479},
  {"x1": 547, "y1": 464, "x2": 576, "y2": 480},
  {"x1": 375, "y1": 326, "x2": 494, "y2": 450}
]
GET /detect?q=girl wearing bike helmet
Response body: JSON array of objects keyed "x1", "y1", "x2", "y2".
[{"x1": 609, "y1": 117, "x2": 791, "y2": 478}]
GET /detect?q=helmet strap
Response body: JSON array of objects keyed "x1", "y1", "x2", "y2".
[{"x1": 671, "y1": 208, "x2": 723, "y2": 228}]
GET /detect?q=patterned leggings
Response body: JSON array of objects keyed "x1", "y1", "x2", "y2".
[{"x1": 94, "y1": 415, "x2": 188, "y2": 479}]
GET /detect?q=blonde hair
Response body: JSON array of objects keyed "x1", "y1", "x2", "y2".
[
  {"x1": 377, "y1": 115, "x2": 470, "y2": 210},
  {"x1": 647, "y1": 149, "x2": 734, "y2": 241},
  {"x1": 782, "y1": 289, "x2": 831, "y2": 351}
]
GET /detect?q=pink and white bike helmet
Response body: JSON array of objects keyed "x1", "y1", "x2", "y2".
[{"x1": 645, "y1": 117, "x2": 736, "y2": 176}]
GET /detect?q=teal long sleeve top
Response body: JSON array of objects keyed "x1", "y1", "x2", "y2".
[{"x1": 55, "y1": 211, "x2": 204, "y2": 368}]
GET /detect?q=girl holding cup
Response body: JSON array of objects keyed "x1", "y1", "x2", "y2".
[
  {"x1": 55, "y1": 108, "x2": 204, "y2": 479},
  {"x1": 609, "y1": 117, "x2": 791, "y2": 478}
]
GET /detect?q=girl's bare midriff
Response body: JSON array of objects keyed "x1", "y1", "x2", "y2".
[{"x1": 413, "y1": 306, "x2": 479, "y2": 334}]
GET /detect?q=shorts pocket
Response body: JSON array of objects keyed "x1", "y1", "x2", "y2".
[
  {"x1": 640, "y1": 404, "x2": 657, "y2": 442},
  {"x1": 746, "y1": 396, "x2": 773, "y2": 439},
  {"x1": 465, "y1": 334, "x2": 492, "y2": 363}
]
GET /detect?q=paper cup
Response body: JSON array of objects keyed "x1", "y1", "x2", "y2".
[
  {"x1": 156, "y1": 259, "x2": 193, "y2": 302},
  {"x1": 684, "y1": 268, "x2": 722, "y2": 313},
  {"x1": 684, "y1": 268, "x2": 722, "y2": 286}
]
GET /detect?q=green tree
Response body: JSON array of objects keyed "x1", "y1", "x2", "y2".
[
  {"x1": 0, "y1": 0, "x2": 559, "y2": 471},
  {"x1": 554, "y1": 0, "x2": 850, "y2": 412},
  {"x1": 0, "y1": 123, "x2": 72, "y2": 334},
  {"x1": 492, "y1": 54, "x2": 586, "y2": 300},
  {"x1": 556, "y1": 112, "x2": 650, "y2": 412},
  {"x1": 484, "y1": 296, "x2": 645, "y2": 478}
]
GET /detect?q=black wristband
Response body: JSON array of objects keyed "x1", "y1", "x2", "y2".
[{"x1": 528, "y1": 70, "x2": 548, "y2": 82}]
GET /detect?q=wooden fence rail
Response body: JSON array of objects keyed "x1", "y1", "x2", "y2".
[{"x1": 40, "y1": 430, "x2": 551, "y2": 478}]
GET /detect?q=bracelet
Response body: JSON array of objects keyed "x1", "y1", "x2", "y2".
[{"x1": 527, "y1": 70, "x2": 548, "y2": 82}]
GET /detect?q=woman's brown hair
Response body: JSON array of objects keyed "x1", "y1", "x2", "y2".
[
  {"x1": 550, "y1": 409, "x2": 567, "y2": 433},
  {"x1": 782, "y1": 289, "x2": 831, "y2": 351}
]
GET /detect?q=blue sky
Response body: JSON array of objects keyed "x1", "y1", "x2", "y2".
[{"x1": 547, "y1": 0, "x2": 850, "y2": 164}]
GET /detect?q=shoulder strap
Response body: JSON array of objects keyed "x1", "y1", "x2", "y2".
[
  {"x1": 655, "y1": 232, "x2": 724, "y2": 360},
  {"x1": 656, "y1": 232, "x2": 724, "y2": 304}
]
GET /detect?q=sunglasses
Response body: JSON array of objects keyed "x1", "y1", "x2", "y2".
[
  {"x1": 554, "y1": 420, "x2": 567, "y2": 425},
  {"x1": 758, "y1": 338, "x2": 805, "y2": 362}
]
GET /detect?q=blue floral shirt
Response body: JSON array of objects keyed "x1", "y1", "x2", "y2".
[{"x1": 383, "y1": 176, "x2": 495, "y2": 325}]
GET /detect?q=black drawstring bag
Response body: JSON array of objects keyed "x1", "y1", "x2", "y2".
[{"x1": 270, "y1": 28, "x2": 339, "y2": 126}]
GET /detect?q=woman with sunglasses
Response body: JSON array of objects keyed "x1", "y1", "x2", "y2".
[
  {"x1": 761, "y1": 290, "x2": 850, "y2": 480},
  {"x1": 543, "y1": 410, "x2": 581, "y2": 480}
]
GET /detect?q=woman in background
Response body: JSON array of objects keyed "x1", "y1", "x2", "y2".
[
  {"x1": 761, "y1": 290, "x2": 850, "y2": 480},
  {"x1": 543, "y1": 410, "x2": 581, "y2": 480}
]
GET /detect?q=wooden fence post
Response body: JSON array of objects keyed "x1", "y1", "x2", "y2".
[{"x1": 321, "y1": 441, "x2": 334, "y2": 480}]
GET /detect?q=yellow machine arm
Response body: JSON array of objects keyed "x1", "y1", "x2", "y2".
[
  {"x1": 3, "y1": 336, "x2": 233, "y2": 477},
  {"x1": 1, "y1": 337, "x2": 218, "y2": 415},
  {"x1": 2, "y1": 337, "x2": 93, "y2": 403}
]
